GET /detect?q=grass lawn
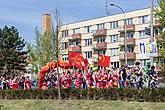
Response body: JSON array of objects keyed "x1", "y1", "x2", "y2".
[{"x1": 0, "y1": 100, "x2": 164, "y2": 110}]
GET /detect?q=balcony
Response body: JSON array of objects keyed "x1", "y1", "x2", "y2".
[
  {"x1": 71, "y1": 46, "x2": 81, "y2": 52},
  {"x1": 119, "y1": 38, "x2": 135, "y2": 46},
  {"x1": 94, "y1": 42, "x2": 107, "y2": 50},
  {"x1": 119, "y1": 52, "x2": 136, "y2": 60},
  {"x1": 67, "y1": 33, "x2": 81, "y2": 41},
  {"x1": 72, "y1": 33, "x2": 81, "y2": 39},
  {"x1": 93, "y1": 29, "x2": 107, "y2": 37},
  {"x1": 119, "y1": 24, "x2": 135, "y2": 32}
]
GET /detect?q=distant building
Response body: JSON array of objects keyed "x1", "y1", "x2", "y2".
[
  {"x1": 42, "y1": 8, "x2": 161, "y2": 68},
  {"x1": 42, "y1": 14, "x2": 51, "y2": 32}
]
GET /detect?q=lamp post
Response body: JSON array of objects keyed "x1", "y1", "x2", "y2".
[
  {"x1": 150, "y1": 0, "x2": 154, "y2": 66},
  {"x1": 110, "y1": 4, "x2": 127, "y2": 65}
]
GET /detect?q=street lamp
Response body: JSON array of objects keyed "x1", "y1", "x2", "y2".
[
  {"x1": 150, "y1": 0, "x2": 154, "y2": 66},
  {"x1": 110, "y1": 4, "x2": 127, "y2": 65}
]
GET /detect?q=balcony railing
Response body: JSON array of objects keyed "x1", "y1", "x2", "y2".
[
  {"x1": 119, "y1": 52, "x2": 136, "y2": 60},
  {"x1": 119, "y1": 24, "x2": 135, "y2": 32},
  {"x1": 71, "y1": 46, "x2": 81, "y2": 52},
  {"x1": 119, "y1": 38, "x2": 135, "y2": 46},
  {"x1": 72, "y1": 33, "x2": 81, "y2": 39},
  {"x1": 93, "y1": 29, "x2": 107, "y2": 37},
  {"x1": 94, "y1": 42, "x2": 107, "y2": 50}
]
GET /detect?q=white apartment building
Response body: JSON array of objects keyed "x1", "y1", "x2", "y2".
[{"x1": 42, "y1": 8, "x2": 160, "y2": 68}]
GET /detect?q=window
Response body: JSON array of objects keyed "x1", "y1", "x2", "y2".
[
  {"x1": 62, "y1": 42, "x2": 68, "y2": 50},
  {"x1": 127, "y1": 32, "x2": 134, "y2": 38},
  {"x1": 85, "y1": 51, "x2": 92, "y2": 59},
  {"x1": 62, "y1": 55, "x2": 68, "y2": 61},
  {"x1": 125, "y1": 18, "x2": 133, "y2": 25},
  {"x1": 110, "y1": 48, "x2": 119, "y2": 56},
  {"x1": 139, "y1": 30, "x2": 145, "y2": 38},
  {"x1": 128, "y1": 60, "x2": 134, "y2": 66},
  {"x1": 140, "y1": 59, "x2": 148, "y2": 67},
  {"x1": 110, "y1": 34, "x2": 119, "y2": 42},
  {"x1": 111, "y1": 62, "x2": 119, "y2": 68},
  {"x1": 98, "y1": 50, "x2": 106, "y2": 55},
  {"x1": 72, "y1": 40, "x2": 80, "y2": 46},
  {"x1": 139, "y1": 15, "x2": 148, "y2": 24},
  {"x1": 110, "y1": 21, "x2": 118, "y2": 29},
  {"x1": 154, "y1": 28, "x2": 159, "y2": 35},
  {"x1": 85, "y1": 39, "x2": 92, "y2": 46},
  {"x1": 127, "y1": 46, "x2": 134, "y2": 53},
  {"x1": 73, "y1": 28, "x2": 80, "y2": 34},
  {"x1": 97, "y1": 37, "x2": 105, "y2": 43},
  {"x1": 97, "y1": 23, "x2": 104, "y2": 30},
  {"x1": 84, "y1": 26, "x2": 92, "y2": 33},
  {"x1": 62, "y1": 30, "x2": 68, "y2": 38}
]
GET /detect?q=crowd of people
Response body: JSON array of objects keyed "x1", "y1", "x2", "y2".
[
  {"x1": 41, "y1": 62, "x2": 159, "y2": 90},
  {"x1": 0, "y1": 62, "x2": 158, "y2": 90},
  {"x1": 0, "y1": 74, "x2": 37, "y2": 90}
]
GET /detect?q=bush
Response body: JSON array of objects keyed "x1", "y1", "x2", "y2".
[{"x1": 0, "y1": 88, "x2": 164, "y2": 102}]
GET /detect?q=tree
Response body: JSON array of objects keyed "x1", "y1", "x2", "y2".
[
  {"x1": 0, "y1": 26, "x2": 28, "y2": 76},
  {"x1": 27, "y1": 9, "x2": 63, "y2": 100},
  {"x1": 26, "y1": 27, "x2": 42, "y2": 74},
  {"x1": 27, "y1": 9, "x2": 64, "y2": 71},
  {"x1": 155, "y1": 0, "x2": 165, "y2": 71}
]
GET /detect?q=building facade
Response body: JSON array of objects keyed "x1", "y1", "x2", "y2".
[{"x1": 43, "y1": 8, "x2": 160, "y2": 68}]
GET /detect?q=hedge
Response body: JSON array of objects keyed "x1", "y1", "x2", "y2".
[{"x1": 0, "y1": 88, "x2": 164, "y2": 102}]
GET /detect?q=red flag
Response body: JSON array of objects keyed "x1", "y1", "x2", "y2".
[
  {"x1": 68, "y1": 51, "x2": 84, "y2": 68},
  {"x1": 98, "y1": 54, "x2": 110, "y2": 67}
]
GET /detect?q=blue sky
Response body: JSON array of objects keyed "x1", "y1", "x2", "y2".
[{"x1": 0, "y1": 0, "x2": 157, "y2": 43}]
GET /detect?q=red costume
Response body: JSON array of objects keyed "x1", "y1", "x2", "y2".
[
  {"x1": 113, "y1": 74, "x2": 118, "y2": 88},
  {"x1": 25, "y1": 80, "x2": 31, "y2": 90},
  {"x1": 62, "y1": 72, "x2": 72, "y2": 88},
  {"x1": 12, "y1": 81, "x2": 18, "y2": 90},
  {"x1": 86, "y1": 72, "x2": 93, "y2": 88},
  {"x1": 77, "y1": 73, "x2": 83, "y2": 88},
  {"x1": 101, "y1": 72, "x2": 108, "y2": 88}
]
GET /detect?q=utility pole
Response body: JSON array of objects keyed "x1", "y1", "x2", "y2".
[{"x1": 150, "y1": 0, "x2": 154, "y2": 66}]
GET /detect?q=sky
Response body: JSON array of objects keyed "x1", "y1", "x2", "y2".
[{"x1": 0, "y1": 0, "x2": 158, "y2": 43}]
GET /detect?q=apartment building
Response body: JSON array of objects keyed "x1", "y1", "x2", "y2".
[{"x1": 42, "y1": 8, "x2": 160, "y2": 68}]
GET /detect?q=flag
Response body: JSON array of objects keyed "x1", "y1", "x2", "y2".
[
  {"x1": 58, "y1": 59, "x2": 65, "y2": 68},
  {"x1": 98, "y1": 54, "x2": 110, "y2": 67},
  {"x1": 68, "y1": 51, "x2": 84, "y2": 68},
  {"x1": 58, "y1": 59, "x2": 71, "y2": 69}
]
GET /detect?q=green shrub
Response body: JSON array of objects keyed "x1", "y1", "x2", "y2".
[{"x1": 0, "y1": 88, "x2": 164, "y2": 102}]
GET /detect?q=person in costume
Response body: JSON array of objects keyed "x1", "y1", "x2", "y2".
[
  {"x1": 12, "y1": 77, "x2": 18, "y2": 90},
  {"x1": 24, "y1": 76, "x2": 31, "y2": 90},
  {"x1": 134, "y1": 62, "x2": 144, "y2": 89},
  {"x1": 62, "y1": 70, "x2": 72, "y2": 88},
  {"x1": 149, "y1": 66, "x2": 158, "y2": 88},
  {"x1": 86, "y1": 70, "x2": 93, "y2": 88},
  {"x1": 77, "y1": 70, "x2": 83, "y2": 89},
  {"x1": 101, "y1": 69, "x2": 108, "y2": 88}
]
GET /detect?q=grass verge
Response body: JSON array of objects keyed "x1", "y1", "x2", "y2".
[{"x1": 0, "y1": 100, "x2": 164, "y2": 110}]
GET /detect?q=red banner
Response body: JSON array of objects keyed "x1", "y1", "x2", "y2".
[{"x1": 68, "y1": 51, "x2": 84, "y2": 68}]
